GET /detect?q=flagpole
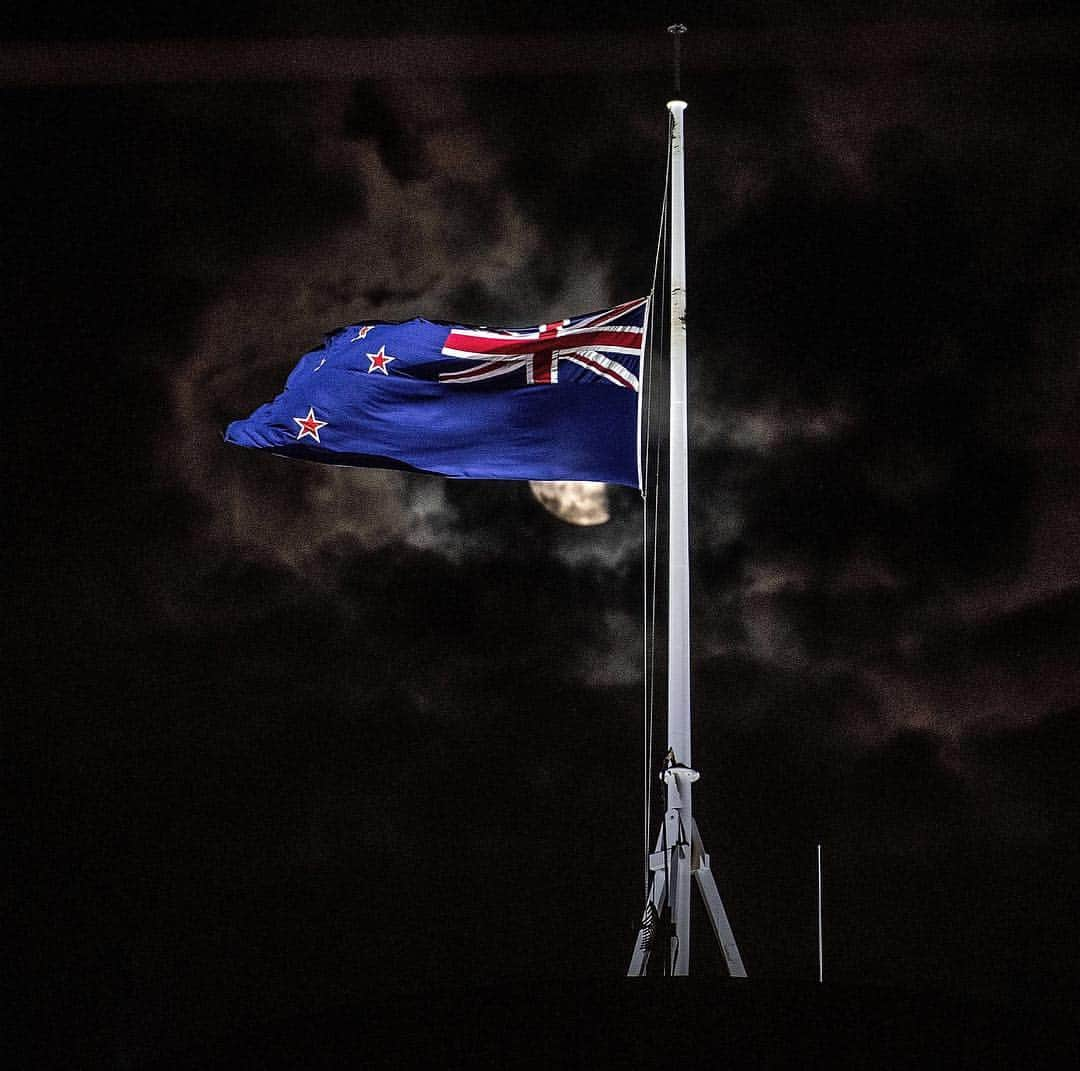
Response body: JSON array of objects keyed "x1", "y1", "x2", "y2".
[
  {"x1": 629, "y1": 25, "x2": 746, "y2": 979},
  {"x1": 667, "y1": 96, "x2": 690, "y2": 773},
  {"x1": 663, "y1": 87, "x2": 694, "y2": 975}
]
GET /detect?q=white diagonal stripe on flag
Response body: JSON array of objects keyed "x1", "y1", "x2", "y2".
[
  {"x1": 439, "y1": 357, "x2": 529, "y2": 383},
  {"x1": 563, "y1": 350, "x2": 640, "y2": 390}
]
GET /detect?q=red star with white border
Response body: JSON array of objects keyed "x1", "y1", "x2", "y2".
[
  {"x1": 350, "y1": 325, "x2": 374, "y2": 341},
  {"x1": 366, "y1": 345, "x2": 396, "y2": 374},
  {"x1": 293, "y1": 407, "x2": 328, "y2": 442}
]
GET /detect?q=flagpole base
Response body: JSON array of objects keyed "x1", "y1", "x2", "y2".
[{"x1": 627, "y1": 815, "x2": 746, "y2": 978}]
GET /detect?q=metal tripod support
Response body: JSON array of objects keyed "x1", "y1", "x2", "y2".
[{"x1": 628, "y1": 765, "x2": 746, "y2": 976}]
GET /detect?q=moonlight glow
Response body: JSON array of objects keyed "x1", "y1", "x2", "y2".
[{"x1": 529, "y1": 480, "x2": 610, "y2": 525}]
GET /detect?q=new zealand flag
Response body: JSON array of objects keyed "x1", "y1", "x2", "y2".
[{"x1": 225, "y1": 297, "x2": 648, "y2": 487}]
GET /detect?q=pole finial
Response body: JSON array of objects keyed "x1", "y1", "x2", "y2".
[{"x1": 667, "y1": 23, "x2": 687, "y2": 97}]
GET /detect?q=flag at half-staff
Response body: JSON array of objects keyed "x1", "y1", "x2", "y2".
[{"x1": 225, "y1": 297, "x2": 649, "y2": 488}]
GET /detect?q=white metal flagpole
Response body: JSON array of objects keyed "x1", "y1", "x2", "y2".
[
  {"x1": 628, "y1": 26, "x2": 746, "y2": 979},
  {"x1": 664, "y1": 89, "x2": 694, "y2": 976}
]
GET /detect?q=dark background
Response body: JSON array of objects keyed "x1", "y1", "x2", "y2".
[{"x1": 6, "y1": 4, "x2": 1079, "y2": 1064}]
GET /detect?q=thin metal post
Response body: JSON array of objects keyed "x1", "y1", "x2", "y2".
[{"x1": 817, "y1": 843, "x2": 824, "y2": 983}]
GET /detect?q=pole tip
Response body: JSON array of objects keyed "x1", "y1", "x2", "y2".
[{"x1": 667, "y1": 24, "x2": 687, "y2": 97}]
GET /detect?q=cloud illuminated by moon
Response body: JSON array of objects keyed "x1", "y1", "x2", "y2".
[{"x1": 529, "y1": 481, "x2": 610, "y2": 525}]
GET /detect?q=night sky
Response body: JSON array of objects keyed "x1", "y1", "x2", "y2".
[{"x1": 7, "y1": 4, "x2": 1080, "y2": 1063}]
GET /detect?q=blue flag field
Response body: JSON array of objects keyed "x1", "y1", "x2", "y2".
[{"x1": 225, "y1": 297, "x2": 649, "y2": 487}]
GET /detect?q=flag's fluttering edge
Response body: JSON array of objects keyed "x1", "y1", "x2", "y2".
[{"x1": 225, "y1": 297, "x2": 648, "y2": 487}]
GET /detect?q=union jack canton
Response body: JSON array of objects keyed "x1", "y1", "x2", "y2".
[{"x1": 439, "y1": 297, "x2": 646, "y2": 389}]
